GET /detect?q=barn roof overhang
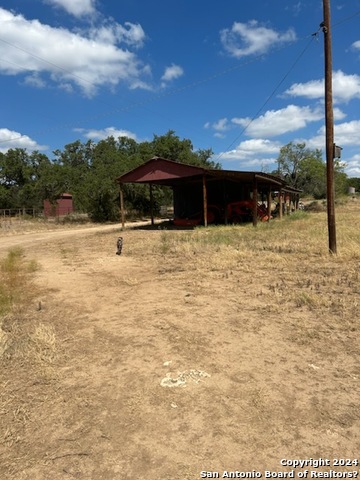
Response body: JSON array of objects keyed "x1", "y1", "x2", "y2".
[
  {"x1": 116, "y1": 156, "x2": 296, "y2": 190},
  {"x1": 116, "y1": 157, "x2": 205, "y2": 185}
]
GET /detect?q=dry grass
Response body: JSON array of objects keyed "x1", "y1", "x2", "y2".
[
  {"x1": 0, "y1": 248, "x2": 61, "y2": 474},
  {"x1": 0, "y1": 200, "x2": 359, "y2": 479},
  {"x1": 0, "y1": 247, "x2": 39, "y2": 315},
  {"x1": 146, "y1": 202, "x2": 360, "y2": 334},
  {"x1": 0, "y1": 249, "x2": 58, "y2": 368}
]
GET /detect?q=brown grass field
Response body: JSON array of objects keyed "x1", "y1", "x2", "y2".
[{"x1": 0, "y1": 200, "x2": 359, "y2": 480}]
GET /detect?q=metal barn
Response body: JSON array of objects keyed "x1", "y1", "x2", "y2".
[{"x1": 116, "y1": 157, "x2": 300, "y2": 227}]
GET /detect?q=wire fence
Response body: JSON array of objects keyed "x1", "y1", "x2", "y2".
[
  {"x1": 0, "y1": 209, "x2": 44, "y2": 229},
  {"x1": 0, "y1": 208, "x2": 42, "y2": 218}
]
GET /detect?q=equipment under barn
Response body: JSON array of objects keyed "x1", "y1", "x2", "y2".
[{"x1": 116, "y1": 157, "x2": 300, "y2": 227}]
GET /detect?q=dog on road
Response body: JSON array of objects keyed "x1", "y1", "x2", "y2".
[{"x1": 116, "y1": 237, "x2": 123, "y2": 255}]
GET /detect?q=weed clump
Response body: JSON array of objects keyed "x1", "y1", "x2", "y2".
[
  {"x1": 0, "y1": 248, "x2": 38, "y2": 316},
  {"x1": 0, "y1": 248, "x2": 56, "y2": 366}
]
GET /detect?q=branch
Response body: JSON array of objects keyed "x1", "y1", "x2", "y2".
[{"x1": 50, "y1": 452, "x2": 90, "y2": 461}]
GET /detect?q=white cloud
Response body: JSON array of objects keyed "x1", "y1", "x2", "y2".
[
  {"x1": 0, "y1": 128, "x2": 47, "y2": 153},
  {"x1": 88, "y1": 22, "x2": 146, "y2": 48},
  {"x1": 232, "y1": 105, "x2": 324, "y2": 137},
  {"x1": 219, "y1": 138, "x2": 281, "y2": 165},
  {"x1": 0, "y1": 7, "x2": 150, "y2": 96},
  {"x1": 129, "y1": 79, "x2": 154, "y2": 91},
  {"x1": 204, "y1": 118, "x2": 232, "y2": 138},
  {"x1": 161, "y1": 64, "x2": 184, "y2": 87},
  {"x1": 23, "y1": 73, "x2": 47, "y2": 88},
  {"x1": 290, "y1": 2, "x2": 304, "y2": 16},
  {"x1": 333, "y1": 108, "x2": 347, "y2": 121},
  {"x1": 44, "y1": 0, "x2": 96, "y2": 17},
  {"x1": 236, "y1": 138, "x2": 281, "y2": 155},
  {"x1": 75, "y1": 126, "x2": 137, "y2": 141},
  {"x1": 220, "y1": 20, "x2": 296, "y2": 58},
  {"x1": 334, "y1": 120, "x2": 360, "y2": 146},
  {"x1": 206, "y1": 105, "x2": 328, "y2": 140},
  {"x1": 299, "y1": 133, "x2": 324, "y2": 151},
  {"x1": 345, "y1": 155, "x2": 360, "y2": 177},
  {"x1": 285, "y1": 70, "x2": 360, "y2": 103},
  {"x1": 212, "y1": 118, "x2": 230, "y2": 131},
  {"x1": 219, "y1": 153, "x2": 277, "y2": 170},
  {"x1": 304, "y1": 119, "x2": 360, "y2": 152}
]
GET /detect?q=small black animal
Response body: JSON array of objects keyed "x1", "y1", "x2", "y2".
[{"x1": 116, "y1": 236, "x2": 123, "y2": 255}]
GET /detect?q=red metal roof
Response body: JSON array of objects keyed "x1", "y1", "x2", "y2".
[
  {"x1": 117, "y1": 157, "x2": 206, "y2": 184},
  {"x1": 116, "y1": 156, "x2": 301, "y2": 192}
]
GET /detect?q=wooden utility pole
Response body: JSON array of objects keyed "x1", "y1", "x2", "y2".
[{"x1": 322, "y1": 0, "x2": 337, "y2": 254}]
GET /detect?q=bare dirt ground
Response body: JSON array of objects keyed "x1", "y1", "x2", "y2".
[{"x1": 1, "y1": 212, "x2": 359, "y2": 480}]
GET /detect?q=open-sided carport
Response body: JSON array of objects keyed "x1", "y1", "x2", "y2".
[{"x1": 116, "y1": 157, "x2": 300, "y2": 227}]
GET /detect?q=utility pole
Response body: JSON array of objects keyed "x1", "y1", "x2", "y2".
[{"x1": 322, "y1": 0, "x2": 337, "y2": 254}]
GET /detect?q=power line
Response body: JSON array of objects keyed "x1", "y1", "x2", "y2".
[
  {"x1": 213, "y1": 33, "x2": 319, "y2": 164},
  {"x1": 0, "y1": 38, "x2": 303, "y2": 145},
  {"x1": 0, "y1": 8, "x2": 359, "y2": 148},
  {"x1": 0, "y1": 37, "x2": 97, "y2": 89},
  {"x1": 332, "y1": 9, "x2": 360, "y2": 28},
  {"x1": 212, "y1": 7, "x2": 360, "y2": 164}
]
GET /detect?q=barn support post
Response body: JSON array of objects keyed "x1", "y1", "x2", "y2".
[
  {"x1": 119, "y1": 185, "x2": 125, "y2": 230},
  {"x1": 202, "y1": 175, "x2": 208, "y2": 227},
  {"x1": 222, "y1": 179, "x2": 228, "y2": 225},
  {"x1": 279, "y1": 190, "x2": 283, "y2": 220},
  {"x1": 267, "y1": 187, "x2": 272, "y2": 222},
  {"x1": 295, "y1": 193, "x2": 300, "y2": 210},
  {"x1": 149, "y1": 183, "x2": 154, "y2": 226},
  {"x1": 286, "y1": 194, "x2": 290, "y2": 215},
  {"x1": 252, "y1": 179, "x2": 258, "y2": 227}
]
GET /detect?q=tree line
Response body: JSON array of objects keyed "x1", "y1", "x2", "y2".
[
  {"x1": 0, "y1": 132, "x2": 357, "y2": 222},
  {"x1": 0, "y1": 131, "x2": 217, "y2": 222}
]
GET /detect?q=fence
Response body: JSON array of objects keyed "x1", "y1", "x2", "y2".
[
  {"x1": 0, "y1": 209, "x2": 44, "y2": 229},
  {"x1": 0, "y1": 208, "x2": 41, "y2": 218}
]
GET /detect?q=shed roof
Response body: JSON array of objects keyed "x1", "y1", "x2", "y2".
[
  {"x1": 117, "y1": 157, "x2": 205, "y2": 184},
  {"x1": 116, "y1": 156, "x2": 300, "y2": 192}
]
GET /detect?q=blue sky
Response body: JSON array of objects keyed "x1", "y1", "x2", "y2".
[{"x1": 1, "y1": 0, "x2": 360, "y2": 176}]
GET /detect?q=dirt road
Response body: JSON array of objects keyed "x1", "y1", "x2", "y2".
[
  {"x1": 1, "y1": 221, "x2": 359, "y2": 480},
  {"x1": 0, "y1": 222, "x2": 127, "y2": 253}
]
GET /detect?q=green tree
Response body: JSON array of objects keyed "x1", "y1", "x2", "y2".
[
  {"x1": 276, "y1": 141, "x2": 347, "y2": 198},
  {"x1": 79, "y1": 131, "x2": 217, "y2": 221},
  {"x1": 0, "y1": 131, "x2": 217, "y2": 220},
  {"x1": 277, "y1": 142, "x2": 323, "y2": 190},
  {"x1": 83, "y1": 137, "x2": 126, "y2": 221},
  {"x1": 0, "y1": 148, "x2": 52, "y2": 209},
  {"x1": 334, "y1": 160, "x2": 348, "y2": 196},
  {"x1": 139, "y1": 130, "x2": 218, "y2": 168},
  {"x1": 53, "y1": 140, "x2": 94, "y2": 211}
]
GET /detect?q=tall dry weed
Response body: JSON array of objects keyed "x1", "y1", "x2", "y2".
[
  {"x1": 0, "y1": 247, "x2": 57, "y2": 368},
  {"x1": 0, "y1": 248, "x2": 59, "y2": 466}
]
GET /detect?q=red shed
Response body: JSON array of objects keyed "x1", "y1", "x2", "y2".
[{"x1": 43, "y1": 193, "x2": 73, "y2": 218}]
